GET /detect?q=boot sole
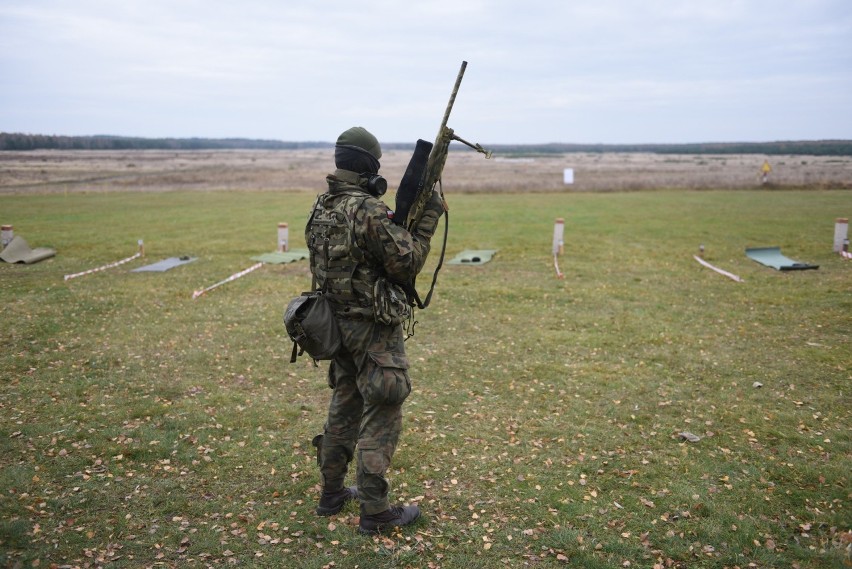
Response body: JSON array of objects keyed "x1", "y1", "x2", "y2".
[
  {"x1": 358, "y1": 511, "x2": 421, "y2": 535},
  {"x1": 316, "y1": 499, "x2": 355, "y2": 516},
  {"x1": 316, "y1": 505, "x2": 344, "y2": 516},
  {"x1": 315, "y1": 488, "x2": 358, "y2": 516}
]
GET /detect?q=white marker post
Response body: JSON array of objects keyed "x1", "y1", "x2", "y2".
[
  {"x1": 833, "y1": 218, "x2": 848, "y2": 253},
  {"x1": 1, "y1": 225, "x2": 13, "y2": 249},
  {"x1": 552, "y1": 218, "x2": 564, "y2": 255},
  {"x1": 563, "y1": 168, "x2": 574, "y2": 185},
  {"x1": 278, "y1": 222, "x2": 289, "y2": 252},
  {"x1": 552, "y1": 217, "x2": 565, "y2": 278}
]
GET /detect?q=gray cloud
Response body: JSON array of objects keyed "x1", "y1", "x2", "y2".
[{"x1": 1, "y1": 0, "x2": 850, "y2": 143}]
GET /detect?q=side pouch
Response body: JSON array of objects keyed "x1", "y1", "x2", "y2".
[
  {"x1": 372, "y1": 278, "x2": 412, "y2": 326},
  {"x1": 359, "y1": 351, "x2": 412, "y2": 405},
  {"x1": 284, "y1": 293, "x2": 341, "y2": 362}
]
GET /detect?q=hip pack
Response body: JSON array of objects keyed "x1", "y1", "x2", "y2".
[{"x1": 284, "y1": 292, "x2": 341, "y2": 363}]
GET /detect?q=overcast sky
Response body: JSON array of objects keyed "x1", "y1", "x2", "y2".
[{"x1": 1, "y1": 0, "x2": 850, "y2": 145}]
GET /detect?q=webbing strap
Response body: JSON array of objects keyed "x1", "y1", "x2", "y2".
[{"x1": 408, "y1": 210, "x2": 448, "y2": 310}]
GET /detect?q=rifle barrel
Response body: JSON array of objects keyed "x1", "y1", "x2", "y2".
[{"x1": 436, "y1": 61, "x2": 467, "y2": 139}]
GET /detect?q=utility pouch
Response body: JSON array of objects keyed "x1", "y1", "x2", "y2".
[
  {"x1": 360, "y1": 351, "x2": 412, "y2": 406},
  {"x1": 284, "y1": 292, "x2": 341, "y2": 363},
  {"x1": 372, "y1": 278, "x2": 411, "y2": 326}
]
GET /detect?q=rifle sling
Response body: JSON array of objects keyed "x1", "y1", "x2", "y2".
[{"x1": 407, "y1": 209, "x2": 448, "y2": 310}]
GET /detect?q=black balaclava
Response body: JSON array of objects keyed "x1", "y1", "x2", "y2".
[{"x1": 334, "y1": 126, "x2": 382, "y2": 174}]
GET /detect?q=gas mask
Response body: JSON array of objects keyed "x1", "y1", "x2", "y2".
[{"x1": 361, "y1": 173, "x2": 387, "y2": 197}]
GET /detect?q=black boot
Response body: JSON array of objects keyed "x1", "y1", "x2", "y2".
[
  {"x1": 358, "y1": 505, "x2": 421, "y2": 535},
  {"x1": 316, "y1": 486, "x2": 358, "y2": 516}
]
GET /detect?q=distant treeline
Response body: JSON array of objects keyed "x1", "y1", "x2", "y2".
[
  {"x1": 0, "y1": 133, "x2": 331, "y2": 151},
  {"x1": 488, "y1": 140, "x2": 852, "y2": 157},
  {"x1": 2, "y1": 133, "x2": 851, "y2": 156}
]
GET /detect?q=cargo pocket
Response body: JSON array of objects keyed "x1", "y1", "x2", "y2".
[
  {"x1": 358, "y1": 439, "x2": 388, "y2": 475},
  {"x1": 360, "y1": 351, "x2": 411, "y2": 405}
]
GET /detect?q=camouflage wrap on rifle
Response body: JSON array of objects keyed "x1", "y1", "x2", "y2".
[{"x1": 401, "y1": 61, "x2": 492, "y2": 233}]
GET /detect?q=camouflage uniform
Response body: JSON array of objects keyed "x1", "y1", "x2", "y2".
[{"x1": 308, "y1": 168, "x2": 442, "y2": 515}]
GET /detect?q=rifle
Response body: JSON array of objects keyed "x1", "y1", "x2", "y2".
[{"x1": 394, "y1": 61, "x2": 492, "y2": 309}]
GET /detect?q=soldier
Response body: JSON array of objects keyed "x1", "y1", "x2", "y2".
[{"x1": 307, "y1": 126, "x2": 444, "y2": 534}]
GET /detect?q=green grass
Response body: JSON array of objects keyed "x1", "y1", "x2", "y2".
[{"x1": 1, "y1": 188, "x2": 849, "y2": 568}]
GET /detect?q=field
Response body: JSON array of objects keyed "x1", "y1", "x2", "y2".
[
  {"x1": 2, "y1": 148, "x2": 852, "y2": 194},
  {"x1": 0, "y1": 150, "x2": 850, "y2": 568}
]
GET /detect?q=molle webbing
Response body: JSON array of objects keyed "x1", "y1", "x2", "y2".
[{"x1": 307, "y1": 191, "x2": 377, "y2": 316}]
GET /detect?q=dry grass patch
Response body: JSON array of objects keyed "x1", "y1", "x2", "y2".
[{"x1": 2, "y1": 149, "x2": 851, "y2": 194}]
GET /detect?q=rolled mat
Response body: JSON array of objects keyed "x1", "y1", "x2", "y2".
[{"x1": 0, "y1": 236, "x2": 56, "y2": 264}]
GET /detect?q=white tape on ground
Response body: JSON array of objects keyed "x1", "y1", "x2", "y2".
[
  {"x1": 553, "y1": 254, "x2": 564, "y2": 279},
  {"x1": 693, "y1": 255, "x2": 744, "y2": 282},
  {"x1": 192, "y1": 262, "x2": 264, "y2": 299},
  {"x1": 64, "y1": 252, "x2": 142, "y2": 281}
]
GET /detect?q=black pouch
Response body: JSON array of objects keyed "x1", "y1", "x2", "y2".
[{"x1": 284, "y1": 292, "x2": 341, "y2": 363}]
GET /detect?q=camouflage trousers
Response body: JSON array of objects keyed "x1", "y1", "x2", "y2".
[{"x1": 316, "y1": 317, "x2": 412, "y2": 515}]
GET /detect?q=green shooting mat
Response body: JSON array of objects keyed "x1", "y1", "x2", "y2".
[
  {"x1": 745, "y1": 247, "x2": 818, "y2": 271},
  {"x1": 447, "y1": 249, "x2": 498, "y2": 265},
  {"x1": 250, "y1": 249, "x2": 309, "y2": 264},
  {"x1": 132, "y1": 256, "x2": 197, "y2": 272}
]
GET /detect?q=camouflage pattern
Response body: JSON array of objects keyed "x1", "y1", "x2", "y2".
[
  {"x1": 319, "y1": 318, "x2": 409, "y2": 514},
  {"x1": 306, "y1": 170, "x2": 440, "y2": 318},
  {"x1": 308, "y1": 169, "x2": 441, "y2": 516}
]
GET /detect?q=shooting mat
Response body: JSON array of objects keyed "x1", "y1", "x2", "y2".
[
  {"x1": 447, "y1": 249, "x2": 498, "y2": 265},
  {"x1": 132, "y1": 256, "x2": 198, "y2": 272},
  {"x1": 0, "y1": 236, "x2": 56, "y2": 264},
  {"x1": 745, "y1": 247, "x2": 818, "y2": 271},
  {"x1": 250, "y1": 249, "x2": 309, "y2": 264}
]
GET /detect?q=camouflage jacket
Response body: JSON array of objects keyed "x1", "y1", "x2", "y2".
[{"x1": 305, "y1": 170, "x2": 433, "y2": 319}]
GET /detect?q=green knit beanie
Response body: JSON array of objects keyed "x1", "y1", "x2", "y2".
[{"x1": 336, "y1": 126, "x2": 382, "y2": 160}]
